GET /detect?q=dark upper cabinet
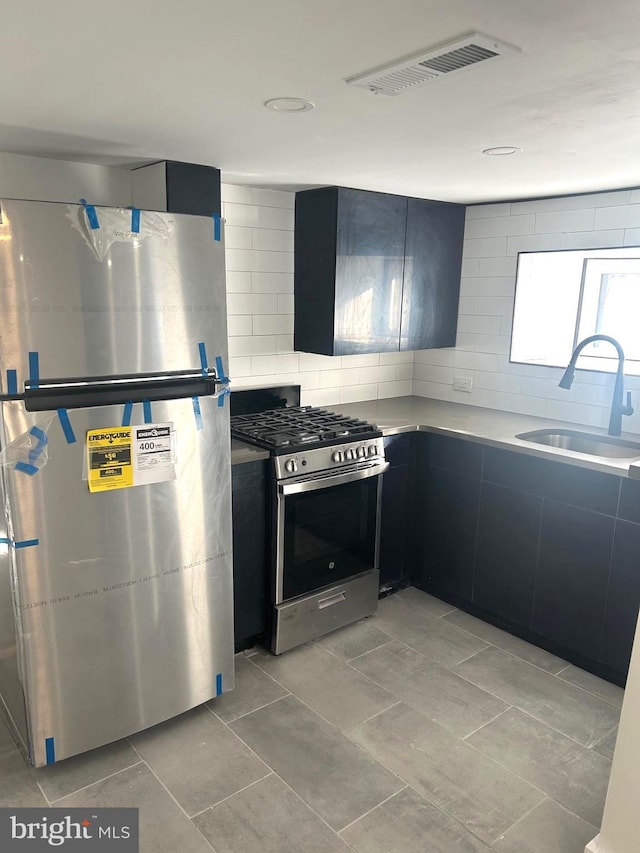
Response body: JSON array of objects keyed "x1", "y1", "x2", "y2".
[
  {"x1": 401, "y1": 198, "x2": 465, "y2": 350},
  {"x1": 294, "y1": 186, "x2": 464, "y2": 356}
]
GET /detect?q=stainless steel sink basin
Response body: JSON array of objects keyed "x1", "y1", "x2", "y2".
[{"x1": 515, "y1": 429, "x2": 640, "y2": 459}]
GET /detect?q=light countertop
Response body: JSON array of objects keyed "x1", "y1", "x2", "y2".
[{"x1": 328, "y1": 396, "x2": 640, "y2": 479}]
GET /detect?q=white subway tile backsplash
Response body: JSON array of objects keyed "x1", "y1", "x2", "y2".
[
  {"x1": 560, "y1": 230, "x2": 625, "y2": 250},
  {"x1": 251, "y1": 272, "x2": 294, "y2": 293},
  {"x1": 454, "y1": 333, "x2": 475, "y2": 351},
  {"x1": 221, "y1": 184, "x2": 253, "y2": 205},
  {"x1": 340, "y1": 384, "x2": 378, "y2": 403},
  {"x1": 252, "y1": 314, "x2": 294, "y2": 335},
  {"x1": 477, "y1": 256, "x2": 518, "y2": 277},
  {"x1": 457, "y1": 315, "x2": 502, "y2": 336},
  {"x1": 465, "y1": 214, "x2": 535, "y2": 239},
  {"x1": 395, "y1": 363, "x2": 413, "y2": 382},
  {"x1": 412, "y1": 379, "x2": 453, "y2": 401},
  {"x1": 565, "y1": 190, "x2": 631, "y2": 209},
  {"x1": 377, "y1": 380, "x2": 412, "y2": 399},
  {"x1": 250, "y1": 354, "x2": 300, "y2": 375},
  {"x1": 341, "y1": 353, "x2": 381, "y2": 368},
  {"x1": 413, "y1": 363, "x2": 453, "y2": 385},
  {"x1": 510, "y1": 197, "x2": 568, "y2": 214},
  {"x1": 226, "y1": 248, "x2": 294, "y2": 273},
  {"x1": 506, "y1": 234, "x2": 563, "y2": 256},
  {"x1": 298, "y1": 353, "x2": 342, "y2": 371},
  {"x1": 359, "y1": 365, "x2": 396, "y2": 384},
  {"x1": 623, "y1": 228, "x2": 640, "y2": 246},
  {"x1": 475, "y1": 297, "x2": 513, "y2": 317},
  {"x1": 302, "y1": 388, "x2": 342, "y2": 407},
  {"x1": 224, "y1": 202, "x2": 294, "y2": 230},
  {"x1": 226, "y1": 271, "x2": 252, "y2": 293},
  {"x1": 473, "y1": 371, "x2": 522, "y2": 393},
  {"x1": 453, "y1": 386, "x2": 497, "y2": 408},
  {"x1": 250, "y1": 188, "x2": 295, "y2": 209},
  {"x1": 228, "y1": 336, "x2": 278, "y2": 357},
  {"x1": 453, "y1": 350, "x2": 498, "y2": 372},
  {"x1": 227, "y1": 293, "x2": 278, "y2": 315},
  {"x1": 227, "y1": 315, "x2": 253, "y2": 336},
  {"x1": 225, "y1": 226, "x2": 253, "y2": 249},
  {"x1": 228, "y1": 357, "x2": 251, "y2": 377},
  {"x1": 463, "y1": 237, "x2": 508, "y2": 258},
  {"x1": 278, "y1": 294, "x2": 294, "y2": 314},
  {"x1": 277, "y1": 335, "x2": 294, "y2": 353},
  {"x1": 474, "y1": 334, "x2": 511, "y2": 355},
  {"x1": 232, "y1": 374, "x2": 276, "y2": 388},
  {"x1": 461, "y1": 276, "x2": 511, "y2": 296},
  {"x1": 320, "y1": 368, "x2": 361, "y2": 388},
  {"x1": 466, "y1": 202, "x2": 511, "y2": 219},
  {"x1": 535, "y1": 208, "x2": 595, "y2": 234},
  {"x1": 252, "y1": 228, "x2": 295, "y2": 252},
  {"x1": 460, "y1": 258, "x2": 481, "y2": 277},
  {"x1": 594, "y1": 204, "x2": 640, "y2": 230},
  {"x1": 379, "y1": 350, "x2": 414, "y2": 364},
  {"x1": 544, "y1": 399, "x2": 605, "y2": 427},
  {"x1": 494, "y1": 392, "x2": 547, "y2": 417},
  {"x1": 413, "y1": 349, "x2": 455, "y2": 366}
]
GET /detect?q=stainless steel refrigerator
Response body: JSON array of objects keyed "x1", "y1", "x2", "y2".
[{"x1": 0, "y1": 199, "x2": 234, "y2": 767}]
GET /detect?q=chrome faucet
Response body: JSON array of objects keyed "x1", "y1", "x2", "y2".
[{"x1": 558, "y1": 335, "x2": 634, "y2": 436}]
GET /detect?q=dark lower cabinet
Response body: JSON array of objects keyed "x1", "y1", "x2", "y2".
[
  {"x1": 379, "y1": 434, "x2": 412, "y2": 589},
  {"x1": 601, "y1": 520, "x2": 640, "y2": 673},
  {"x1": 411, "y1": 432, "x2": 640, "y2": 685},
  {"x1": 474, "y1": 482, "x2": 542, "y2": 626},
  {"x1": 418, "y1": 465, "x2": 480, "y2": 600},
  {"x1": 231, "y1": 461, "x2": 268, "y2": 650},
  {"x1": 533, "y1": 501, "x2": 614, "y2": 660}
]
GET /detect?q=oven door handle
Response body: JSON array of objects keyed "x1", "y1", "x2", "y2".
[{"x1": 278, "y1": 462, "x2": 389, "y2": 495}]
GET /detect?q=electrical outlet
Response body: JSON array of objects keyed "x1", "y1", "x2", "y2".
[{"x1": 453, "y1": 376, "x2": 473, "y2": 393}]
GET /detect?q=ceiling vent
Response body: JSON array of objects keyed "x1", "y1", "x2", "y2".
[{"x1": 346, "y1": 32, "x2": 521, "y2": 96}]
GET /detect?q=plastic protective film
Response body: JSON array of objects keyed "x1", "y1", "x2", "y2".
[
  {"x1": 0, "y1": 413, "x2": 55, "y2": 477},
  {"x1": 66, "y1": 204, "x2": 173, "y2": 262}
]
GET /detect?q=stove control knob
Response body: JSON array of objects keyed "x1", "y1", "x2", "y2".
[
  {"x1": 285, "y1": 459, "x2": 298, "y2": 474},
  {"x1": 346, "y1": 448, "x2": 357, "y2": 461},
  {"x1": 331, "y1": 450, "x2": 343, "y2": 463},
  {"x1": 357, "y1": 445, "x2": 366, "y2": 458},
  {"x1": 368, "y1": 444, "x2": 378, "y2": 456}
]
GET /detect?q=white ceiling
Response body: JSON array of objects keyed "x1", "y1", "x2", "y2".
[{"x1": 3, "y1": 0, "x2": 640, "y2": 202}]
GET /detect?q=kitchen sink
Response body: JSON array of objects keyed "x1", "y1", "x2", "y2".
[{"x1": 515, "y1": 429, "x2": 640, "y2": 459}]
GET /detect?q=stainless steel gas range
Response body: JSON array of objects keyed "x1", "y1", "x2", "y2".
[{"x1": 231, "y1": 389, "x2": 388, "y2": 654}]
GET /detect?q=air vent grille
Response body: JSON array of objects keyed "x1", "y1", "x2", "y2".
[{"x1": 346, "y1": 32, "x2": 520, "y2": 96}]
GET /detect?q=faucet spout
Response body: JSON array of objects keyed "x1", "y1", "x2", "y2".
[{"x1": 559, "y1": 335, "x2": 634, "y2": 436}]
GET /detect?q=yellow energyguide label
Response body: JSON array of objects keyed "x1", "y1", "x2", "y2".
[{"x1": 86, "y1": 426, "x2": 134, "y2": 493}]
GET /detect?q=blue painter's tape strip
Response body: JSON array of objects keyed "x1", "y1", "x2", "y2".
[
  {"x1": 143, "y1": 399, "x2": 152, "y2": 424},
  {"x1": 15, "y1": 539, "x2": 39, "y2": 549},
  {"x1": 0, "y1": 538, "x2": 11, "y2": 545},
  {"x1": 212, "y1": 213, "x2": 221, "y2": 241},
  {"x1": 215, "y1": 355, "x2": 228, "y2": 382},
  {"x1": 122, "y1": 400, "x2": 133, "y2": 427},
  {"x1": 57, "y1": 408, "x2": 76, "y2": 444},
  {"x1": 79, "y1": 198, "x2": 99, "y2": 229},
  {"x1": 28, "y1": 352, "x2": 39, "y2": 389},
  {"x1": 216, "y1": 672, "x2": 223, "y2": 696},
  {"x1": 198, "y1": 341, "x2": 208, "y2": 376},
  {"x1": 192, "y1": 397, "x2": 203, "y2": 431},
  {"x1": 30, "y1": 426, "x2": 48, "y2": 445},
  {"x1": 6, "y1": 370, "x2": 18, "y2": 395},
  {"x1": 45, "y1": 737, "x2": 55, "y2": 765},
  {"x1": 130, "y1": 206, "x2": 140, "y2": 234},
  {"x1": 15, "y1": 462, "x2": 39, "y2": 476},
  {"x1": 217, "y1": 387, "x2": 230, "y2": 408}
]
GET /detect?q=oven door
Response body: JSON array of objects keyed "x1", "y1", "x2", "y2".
[{"x1": 275, "y1": 462, "x2": 388, "y2": 604}]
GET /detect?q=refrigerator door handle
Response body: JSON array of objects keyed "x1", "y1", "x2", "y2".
[{"x1": 3, "y1": 369, "x2": 229, "y2": 411}]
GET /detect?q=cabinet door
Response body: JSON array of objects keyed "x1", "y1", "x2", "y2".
[
  {"x1": 400, "y1": 198, "x2": 465, "y2": 351},
  {"x1": 533, "y1": 501, "x2": 614, "y2": 660},
  {"x1": 474, "y1": 482, "x2": 542, "y2": 626},
  {"x1": 232, "y1": 462, "x2": 268, "y2": 649},
  {"x1": 416, "y1": 465, "x2": 480, "y2": 600},
  {"x1": 334, "y1": 189, "x2": 407, "y2": 355},
  {"x1": 601, "y1": 519, "x2": 640, "y2": 676},
  {"x1": 379, "y1": 465, "x2": 410, "y2": 588}
]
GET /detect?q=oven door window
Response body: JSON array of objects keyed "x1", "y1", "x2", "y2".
[{"x1": 281, "y1": 475, "x2": 379, "y2": 601}]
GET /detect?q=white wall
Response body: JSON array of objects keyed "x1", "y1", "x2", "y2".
[
  {"x1": 0, "y1": 151, "x2": 131, "y2": 206},
  {"x1": 413, "y1": 189, "x2": 640, "y2": 434},
  {"x1": 222, "y1": 184, "x2": 414, "y2": 405}
]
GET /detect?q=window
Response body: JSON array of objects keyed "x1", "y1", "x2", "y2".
[{"x1": 510, "y1": 247, "x2": 640, "y2": 376}]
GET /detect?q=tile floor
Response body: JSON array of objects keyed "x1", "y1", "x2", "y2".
[{"x1": 0, "y1": 587, "x2": 623, "y2": 853}]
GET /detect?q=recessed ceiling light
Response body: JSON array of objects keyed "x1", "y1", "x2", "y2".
[
  {"x1": 264, "y1": 97, "x2": 315, "y2": 113},
  {"x1": 482, "y1": 146, "x2": 522, "y2": 156}
]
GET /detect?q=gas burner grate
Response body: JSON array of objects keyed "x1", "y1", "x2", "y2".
[{"x1": 231, "y1": 406, "x2": 378, "y2": 451}]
